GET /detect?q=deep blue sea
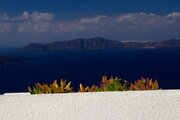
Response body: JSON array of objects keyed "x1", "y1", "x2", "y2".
[{"x1": 0, "y1": 49, "x2": 180, "y2": 94}]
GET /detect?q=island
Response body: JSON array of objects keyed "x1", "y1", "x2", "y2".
[
  {"x1": 0, "y1": 56, "x2": 33, "y2": 66},
  {"x1": 17, "y1": 37, "x2": 180, "y2": 52}
]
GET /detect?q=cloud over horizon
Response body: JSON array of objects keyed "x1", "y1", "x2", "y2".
[{"x1": 0, "y1": 11, "x2": 180, "y2": 46}]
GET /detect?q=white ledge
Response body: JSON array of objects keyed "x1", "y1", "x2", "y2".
[
  {"x1": 0, "y1": 90, "x2": 179, "y2": 120},
  {"x1": 3, "y1": 92, "x2": 30, "y2": 95}
]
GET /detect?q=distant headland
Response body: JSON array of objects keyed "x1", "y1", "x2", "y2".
[
  {"x1": 17, "y1": 37, "x2": 180, "y2": 52},
  {"x1": 0, "y1": 56, "x2": 33, "y2": 66}
]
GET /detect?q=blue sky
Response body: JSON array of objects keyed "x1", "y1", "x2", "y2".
[
  {"x1": 0, "y1": 0, "x2": 180, "y2": 46},
  {"x1": 1, "y1": 0, "x2": 180, "y2": 18}
]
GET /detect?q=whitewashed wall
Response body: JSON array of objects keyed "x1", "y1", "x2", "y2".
[{"x1": 0, "y1": 90, "x2": 179, "y2": 120}]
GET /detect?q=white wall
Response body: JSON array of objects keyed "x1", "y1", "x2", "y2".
[{"x1": 0, "y1": 90, "x2": 179, "y2": 120}]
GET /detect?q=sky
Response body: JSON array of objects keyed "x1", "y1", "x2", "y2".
[{"x1": 0, "y1": 0, "x2": 180, "y2": 47}]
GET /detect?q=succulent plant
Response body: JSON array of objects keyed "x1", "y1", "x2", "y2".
[
  {"x1": 28, "y1": 79, "x2": 73, "y2": 94},
  {"x1": 78, "y1": 84, "x2": 99, "y2": 92},
  {"x1": 130, "y1": 77, "x2": 161, "y2": 90},
  {"x1": 28, "y1": 76, "x2": 162, "y2": 94},
  {"x1": 97, "y1": 76, "x2": 129, "y2": 92},
  {"x1": 78, "y1": 84, "x2": 90, "y2": 92},
  {"x1": 88, "y1": 85, "x2": 99, "y2": 92}
]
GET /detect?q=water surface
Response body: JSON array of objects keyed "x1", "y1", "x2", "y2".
[{"x1": 0, "y1": 49, "x2": 180, "y2": 94}]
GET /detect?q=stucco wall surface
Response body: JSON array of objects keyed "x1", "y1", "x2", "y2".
[{"x1": 0, "y1": 90, "x2": 179, "y2": 120}]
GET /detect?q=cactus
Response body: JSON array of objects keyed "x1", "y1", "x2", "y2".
[
  {"x1": 97, "y1": 76, "x2": 129, "y2": 92},
  {"x1": 130, "y1": 77, "x2": 161, "y2": 90},
  {"x1": 28, "y1": 79, "x2": 73, "y2": 94}
]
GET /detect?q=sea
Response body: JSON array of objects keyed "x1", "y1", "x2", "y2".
[{"x1": 0, "y1": 48, "x2": 180, "y2": 94}]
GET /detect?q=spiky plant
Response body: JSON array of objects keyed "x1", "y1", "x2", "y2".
[
  {"x1": 97, "y1": 76, "x2": 129, "y2": 92},
  {"x1": 78, "y1": 84, "x2": 98, "y2": 92},
  {"x1": 78, "y1": 84, "x2": 90, "y2": 92},
  {"x1": 88, "y1": 85, "x2": 99, "y2": 92},
  {"x1": 28, "y1": 80, "x2": 73, "y2": 94},
  {"x1": 130, "y1": 77, "x2": 161, "y2": 90}
]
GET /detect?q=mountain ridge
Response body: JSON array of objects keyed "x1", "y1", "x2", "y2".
[{"x1": 17, "y1": 37, "x2": 180, "y2": 52}]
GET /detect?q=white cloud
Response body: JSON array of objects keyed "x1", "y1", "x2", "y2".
[
  {"x1": 30, "y1": 11, "x2": 54, "y2": 21},
  {"x1": 0, "y1": 11, "x2": 54, "y2": 22},
  {"x1": 79, "y1": 15, "x2": 107, "y2": 24},
  {"x1": 166, "y1": 12, "x2": 180, "y2": 18},
  {"x1": 0, "y1": 12, "x2": 10, "y2": 21},
  {"x1": 0, "y1": 11, "x2": 180, "y2": 40},
  {"x1": 0, "y1": 22, "x2": 13, "y2": 32},
  {"x1": 0, "y1": 11, "x2": 54, "y2": 33},
  {"x1": 17, "y1": 21, "x2": 51, "y2": 33},
  {"x1": 11, "y1": 11, "x2": 30, "y2": 21},
  {"x1": 52, "y1": 22, "x2": 84, "y2": 33}
]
